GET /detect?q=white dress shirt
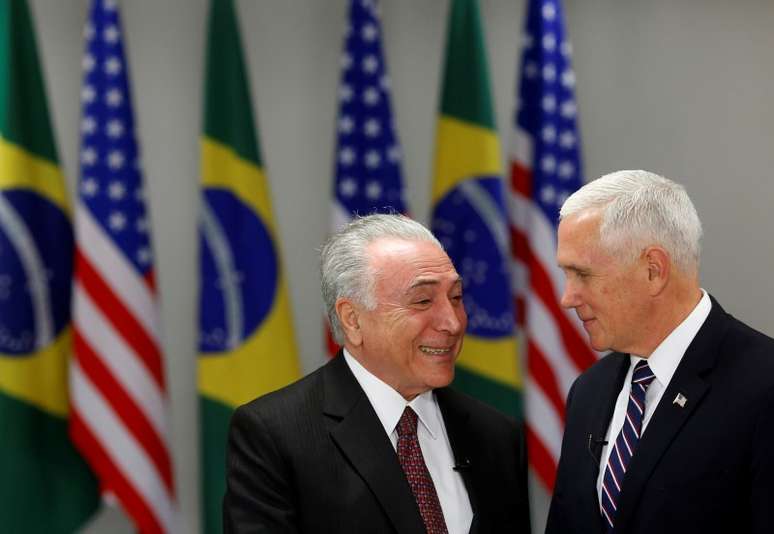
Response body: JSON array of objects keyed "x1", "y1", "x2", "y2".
[
  {"x1": 596, "y1": 290, "x2": 712, "y2": 504},
  {"x1": 344, "y1": 349, "x2": 473, "y2": 534}
]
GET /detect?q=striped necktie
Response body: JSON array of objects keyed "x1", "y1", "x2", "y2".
[{"x1": 600, "y1": 359, "x2": 656, "y2": 531}]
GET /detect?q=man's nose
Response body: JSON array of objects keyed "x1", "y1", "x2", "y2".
[
  {"x1": 437, "y1": 298, "x2": 464, "y2": 334},
  {"x1": 560, "y1": 282, "x2": 577, "y2": 309}
]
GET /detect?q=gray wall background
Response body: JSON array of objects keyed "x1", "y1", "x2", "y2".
[{"x1": 29, "y1": 0, "x2": 774, "y2": 532}]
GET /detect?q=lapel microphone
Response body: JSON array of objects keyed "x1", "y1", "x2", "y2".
[
  {"x1": 453, "y1": 458, "x2": 472, "y2": 471},
  {"x1": 586, "y1": 433, "x2": 608, "y2": 462}
]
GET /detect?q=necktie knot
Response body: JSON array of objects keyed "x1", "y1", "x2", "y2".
[
  {"x1": 631, "y1": 360, "x2": 656, "y2": 390},
  {"x1": 397, "y1": 406, "x2": 419, "y2": 438}
]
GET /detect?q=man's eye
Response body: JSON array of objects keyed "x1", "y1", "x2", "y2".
[
  {"x1": 570, "y1": 270, "x2": 589, "y2": 281},
  {"x1": 415, "y1": 299, "x2": 431, "y2": 305}
]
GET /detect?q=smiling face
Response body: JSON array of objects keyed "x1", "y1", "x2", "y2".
[
  {"x1": 343, "y1": 237, "x2": 467, "y2": 400},
  {"x1": 557, "y1": 210, "x2": 653, "y2": 354}
]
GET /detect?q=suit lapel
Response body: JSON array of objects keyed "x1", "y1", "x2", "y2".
[
  {"x1": 585, "y1": 354, "x2": 630, "y2": 533},
  {"x1": 589, "y1": 355, "x2": 630, "y2": 472},
  {"x1": 322, "y1": 355, "x2": 426, "y2": 534},
  {"x1": 614, "y1": 298, "x2": 728, "y2": 531},
  {"x1": 435, "y1": 389, "x2": 479, "y2": 532}
]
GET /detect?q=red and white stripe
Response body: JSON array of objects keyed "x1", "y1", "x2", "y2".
[
  {"x1": 508, "y1": 129, "x2": 598, "y2": 491},
  {"x1": 70, "y1": 206, "x2": 176, "y2": 533}
]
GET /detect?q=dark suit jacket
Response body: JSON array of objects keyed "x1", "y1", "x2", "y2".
[
  {"x1": 223, "y1": 353, "x2": 530, "y2": 533},
  {"x1": 546, "y1": 296, "x2": 774, "y2": 534}
]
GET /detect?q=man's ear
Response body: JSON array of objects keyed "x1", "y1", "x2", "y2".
[
  {"x1": 643, "y1": 246, "x2": 670, "y2": 296},
  {"x1": 336, "y1": 298, "x2": 363, "y2": 346}
]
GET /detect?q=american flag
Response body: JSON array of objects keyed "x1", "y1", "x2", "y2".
[
  {"x1": 328, "y1": 0, "x2": 406, "y2": 354},
  {"x1": 509, "y1": 0, "x2": 596, "y2": 491},
  {"x1": 69, "y1": 0, "x2": 176, "y2": 532}
]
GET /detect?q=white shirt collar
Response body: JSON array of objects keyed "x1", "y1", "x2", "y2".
[
  {"x1": 343, "y1": 348, "x2": 440, "y2": 440},
  {"x1": 630, "y1": 289, "x2": 712, "y2": 386}
]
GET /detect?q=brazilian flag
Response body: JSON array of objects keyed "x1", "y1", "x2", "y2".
[
  {"x1": 0, "y1": 0, "x2": 98, "y2": 531},
  {"x1": 198, "y1": 1, "x2": 301, "y2": 532},
  {"x1": 430, "y1": 0, "x2": 522, "y2": 419}
]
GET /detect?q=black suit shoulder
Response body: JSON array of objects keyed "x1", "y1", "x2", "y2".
[
  {"x1": 239, "y1": 360, "x2": 326, "y2": 410},
  {"x1": 224, "y1": 364, "x2": 336, "y2": 534},
  {"x1": 718, "y1": 311, "x2": 774, "y2": 364},
  {"x1": 547, "y1": 298, "x2": 774, "y2": 534},
  {"x1": 437, "y1": 387, "x2": 520, "y2": 433}
]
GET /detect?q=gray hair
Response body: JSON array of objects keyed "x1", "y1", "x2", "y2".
[
  {"x1": 320, "y1": 214, "x2": 442, "y2": 343},
  {"x1": 559, "y1": 170, "x2": 703, "y2": 274}
]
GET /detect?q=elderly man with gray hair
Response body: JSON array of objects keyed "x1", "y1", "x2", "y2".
[
  {"x1": 223, "y1": 214, "x2": 530, "y2": 534},
  {"x1": 546, "y1": 170, "x2": 774, "y2": 534}
]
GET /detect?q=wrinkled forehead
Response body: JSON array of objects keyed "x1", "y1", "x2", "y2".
[{"x1": 367, "y1": 238, "x2": 460, "y2": 291}]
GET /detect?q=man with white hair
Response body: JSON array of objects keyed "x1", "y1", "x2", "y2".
[
  {"x1": 223, "y1": 214, "x2": 530, "y2": 533},
  {"x1": 545, "y1": 170, "x2": 774, "y2": 534}
]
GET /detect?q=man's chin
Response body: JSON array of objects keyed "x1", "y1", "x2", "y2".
[{"x1": 589, "y1": 337, "x2": 611, "y2": 353}]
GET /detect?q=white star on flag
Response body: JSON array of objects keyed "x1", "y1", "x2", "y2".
[
  {"x1": 364, "y1": 118, "x2": 381, "y2": 137},
  {"x1": 543, "y1": 63, "x2": 557, "y2": 82},
  {"x1": 108, "y1": 211, "x2": 127, "y2": 231},
  {"x1": 363, "y1": 87, "x2": 379, "y2": 105},
  {"x1": 543, "y1": 33, "x2": 556, "y2": 51},
  {"x1": 135, "y1": 217, "x2": 148, "y2": 233},
  {"x1": 104, "y1": 56, "x2": 122, "y2": 75},
  {"x1": 365, "y1": 150, "x2": 381, "y2": 168},
  {"x1": 107, "y1": 119, "x2": 124, "y2": 138},
  {"x1": 104, "y1": 25, "x2": 119, "y2": 43},
  {"x1": 339, "y1": 84, "x2": 353, "y2": 102},
  {"x1": 542, "y1": 2, "x2": 557, "y2": 20},
  {"x1": 362, "y1": 23, "x2": 378, "y2": 41},
  {"x1": 339, "y1": 147, "x2": 355, "y2": 165},
  {"x1": 541, "y1": 154, "x2": 557, "y2": 173},
  {"x1": 81, "y1": 85, "x2": 96, "y2": 103},
  {"x1": 542, "y1": 125, "x2": 557, "y2": 143},
  {"x1": 362, "y1": 55, "x2": 378, "y2": 73},
  {"x1": 81, "y1": 178, "x2": 99, "y2": 197},
  {"x1": 106, "y1": 88, "x2": 123, "y2": 107},
  {"x1": 339, "y1": 115, "x2": 354, "y2": 133},
  {"x1": 339, "y1": 178, "x2": 357, "y2": 197},
  {"x1": 108, "y1": 181, "x2": 126, "y2": 200},
  {"x1": 108, "y1": 150, "x2": 125, "y2": 169},
  {"x1": 542, "y1": 94, "x2": 557, "y2": 113},
  {"x1": 561, "y1": 100, "x2": 576, "y2": 118},
  {"x1": 81, "y1": 116, "x2": 97, "y2": 135},
  {"x1": 82, "y1": 54, "x2": 95, "y2": 72},
  {"x1": 558, "y1": 161, "x2": 575, "y2": 179},
  {"x1": 136, "y1": 247, "x2": 152, "y2": 265},
  {"x1": 559, "y1": 129, "x2": 576, "y2": 148},
  {"x1": 81, "y1": 147, "x2": 97, "y2": 166},
  {"x1": 365, "y1": 181, "x2": 382, "y2": 199}
]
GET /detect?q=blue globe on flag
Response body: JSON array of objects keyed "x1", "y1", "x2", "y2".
[
  {"x1": 431, "y1": 177, "x2": 514, "y2": 340},
  {"x1": 199, "y1": 190, "x2": 278, "y2": 353},
  {"x1": 0, "y1": 190, "x2": 72, "y2": 357}
]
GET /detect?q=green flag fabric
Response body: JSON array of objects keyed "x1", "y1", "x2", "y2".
[
  {"x1": 430, "y1": 0, "x2": 523, "y2": 419},
  {"x1": 0, "y1": 0, "x2": 99, "y2": 531},
  {"x1": 198, "y1": 1, "x2": 301, "y2": 533}
]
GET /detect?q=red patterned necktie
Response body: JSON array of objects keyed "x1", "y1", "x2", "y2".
[{"x1": 396, "y1": 407, "x2": 448, "y2": 534}]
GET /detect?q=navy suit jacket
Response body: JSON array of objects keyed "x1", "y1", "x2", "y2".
[
  {"x1": 546, "y1": 296, "x2": 774, "y2": 534},
  {"x1": 223, "y1": 354, "x2": 530, "y2": 533}
]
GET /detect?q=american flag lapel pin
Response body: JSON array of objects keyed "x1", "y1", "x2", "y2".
[{"x1": 672, "y1": 393, "x2": 687, "y2": 408}]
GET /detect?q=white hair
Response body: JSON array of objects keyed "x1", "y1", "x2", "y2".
[
  {"x1": 320, "y1": 214, "x2": 442, "y2": 344},
  {"x1": 559, "y1": 170, "x2": 703, "y2": 274}
]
